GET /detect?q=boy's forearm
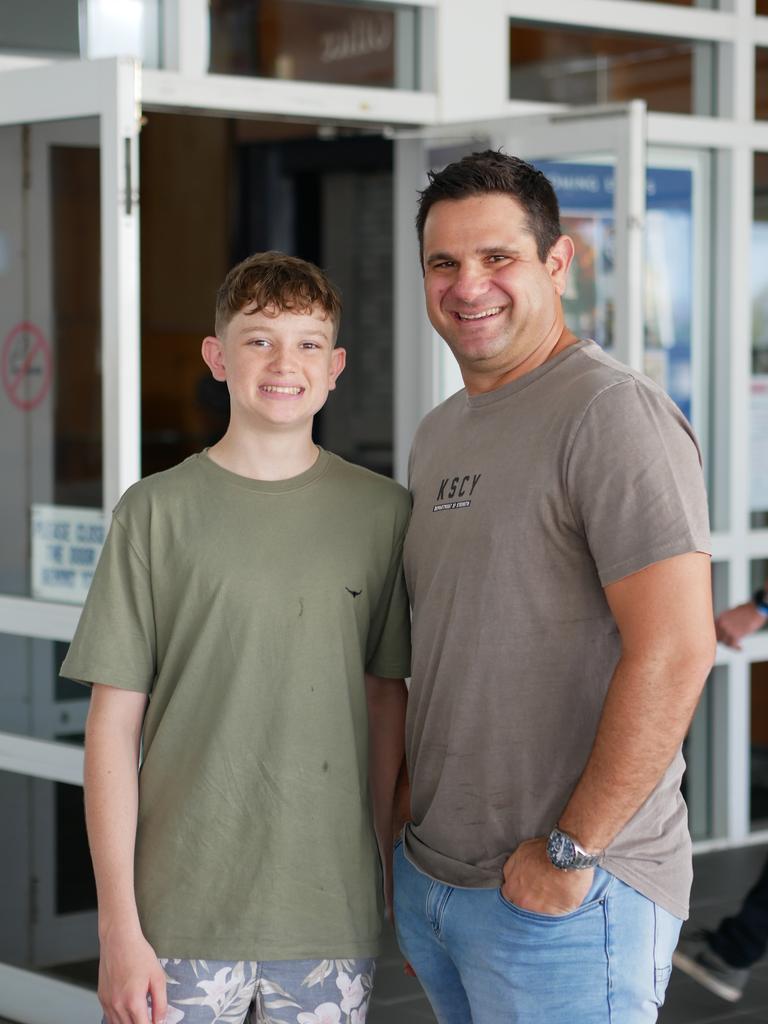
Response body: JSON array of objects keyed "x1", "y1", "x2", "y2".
[
  {"x1": 365, "y1": 674, "x2": 407, "y2": 849},
  {"x1": 84, "y1": 685, "x2": 147, "y2": 937}
]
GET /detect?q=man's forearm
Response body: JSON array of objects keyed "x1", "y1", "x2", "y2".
[{"x1": 558, "y1": 650, "x2": 711, "y2": 853}]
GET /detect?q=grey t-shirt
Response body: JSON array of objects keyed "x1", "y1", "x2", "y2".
[{"x1": 403, "y1": 340, "x2": 710, "y2": 920}]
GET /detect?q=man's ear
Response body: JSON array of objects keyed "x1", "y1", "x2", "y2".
[
  {"x1": 201, "y1": 335, "x2": 227, "y2": 382},
  {"x1": 547, "y1": 235, "x2": 575, "y2": 296},
  {"x1": 328, "y1": 346, "x2": 347, "y2": 391}
]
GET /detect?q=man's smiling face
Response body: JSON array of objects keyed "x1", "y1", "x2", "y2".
[{"x1": 422, "y1": 192, "x2": 573, "y2": 393}]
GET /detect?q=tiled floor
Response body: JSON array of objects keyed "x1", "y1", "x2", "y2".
[
  {"x1": 369, "y1": 843, "x2": 768, "y2": 1023},
  {"x1": 3, "y1": 844, "x2": 767, "y2": 1024}
]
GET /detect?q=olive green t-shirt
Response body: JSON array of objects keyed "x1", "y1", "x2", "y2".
[
  {"x1": 61, "y1": 449, "x2": 411, "y2": 960},
  {"x1": 403, "y1": 341, "x2": 710, "y2": 920}
]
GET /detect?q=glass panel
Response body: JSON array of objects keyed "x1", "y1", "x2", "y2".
[
  {"x1": 82, "y1": 0, "x2": 162, "y2": 67},
  {"x1": 751, "y1": 661, "x2": 768, "y2": 830},
  {"x1": 752, "y1": 154, "x2": 768, "y2": 528},
  {"x1": 0, "y1": 636, "x2": 89, "y2": 741},
  {"x1": 209, "y1": 0, "x2": 420, "y2": 89},
  {"x1": 0, "y1": 0, "x2": 162, "y2": 65},
  {"x1": 616, "y1": 0, "x2": 718, "y2": 5},
  {"x1": 683, "y1": 668, "x2": 721, "y2": 840},
  {"x1": 534, "y1": 154, "x2": 703, "y2": 425},
  {"x1": 758, "y1": 49, "x2": 768, "y2": 121},
  {"x1": 509, "y1": 21, "x2": 716, "y2": 115},
  {"x1": 751, "y1": 559, "x2": 768, "y2": 639},
  {"x1": 140, "y1": 112, "x2": 396, "y2": 477},
  {"x1": 0, "y1": 118, "x2": 103, "y2": 599},
  {"x1": 0, "y1": 0, "x2": 79, "y2": 57},
  {"x1": 0, "y1": 769, "x2": 97, "y2": 976}
]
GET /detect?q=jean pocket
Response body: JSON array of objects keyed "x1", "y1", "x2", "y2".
[
  {"x1": 496, "y1": 868, "x2": 614, "y2": 923},
  {"x1": 496, "y1": 887, "x2": 606, "y2": 923}
]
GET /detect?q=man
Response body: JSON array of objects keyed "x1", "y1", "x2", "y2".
[
  {"x1": 61, "y1": 253, "x2": 410, "y2": 1024},
  {"x1": 393, "y1": 150, "x2": 716, "y2": 1023},
  {"x1": 673, "y1": 581, "x2": 768, "y2": 1002}
]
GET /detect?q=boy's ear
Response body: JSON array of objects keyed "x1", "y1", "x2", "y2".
[
  {"x1": 328, "y1": 346, "x2": 346, "y2": 391},
  {"x1": 201, "y1": 335, "x2": 227, "y2": 382}
]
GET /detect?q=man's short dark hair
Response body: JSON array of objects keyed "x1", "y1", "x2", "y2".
[{"x1": 416, "y1": 149, "x2": 562, "y2": 264}]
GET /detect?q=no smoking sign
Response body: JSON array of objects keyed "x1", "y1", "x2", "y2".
[{"x1": 1, "y1": 321, "x2": 52, "y2": 411}]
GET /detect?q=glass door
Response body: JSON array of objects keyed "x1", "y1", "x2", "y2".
[{"x1": 0, "y1": 56, "x2": 140, "y2": 1023}]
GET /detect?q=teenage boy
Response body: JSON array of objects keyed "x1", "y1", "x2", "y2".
[{"x1": 62, "y1": 252, "x2": 411, "y2": 1024}]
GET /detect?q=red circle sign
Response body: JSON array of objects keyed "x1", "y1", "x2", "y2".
[{"x1": 1, "y1": 321, "x2": 52, "y2": 411}]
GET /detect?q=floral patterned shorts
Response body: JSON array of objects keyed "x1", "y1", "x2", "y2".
[{"x1": 149, "y1": 957, "x2": 375, "y2": 1024}]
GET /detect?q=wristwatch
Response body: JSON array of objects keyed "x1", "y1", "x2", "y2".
[
  {"x1": 753, "y1": 588, "x2": 768, "y2": 616},
  {"x1": 546, "y1": 827, "x2": 602, "y2": 870}
]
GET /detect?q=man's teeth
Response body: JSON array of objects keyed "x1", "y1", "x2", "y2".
[
  {"x1": 457, "y1": 307, "x2": 502, "y2": 321},
  {"x1": 262, "y1": 385, "x2": 302, "y2": 394}
]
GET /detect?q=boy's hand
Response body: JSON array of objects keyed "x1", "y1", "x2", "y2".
[{"x1": 98, "y1": 929, "x2": 168, "y2": 1024}]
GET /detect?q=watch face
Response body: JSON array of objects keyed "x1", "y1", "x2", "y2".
[{"x1": 547, "y1": 830, "x2": 575, "y2": 867}]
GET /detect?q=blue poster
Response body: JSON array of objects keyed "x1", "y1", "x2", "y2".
[{"x1": 535, "y1": 161, "x2": 694, "y2": 422}]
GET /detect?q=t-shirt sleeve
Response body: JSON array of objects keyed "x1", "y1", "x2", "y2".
[
  {"x1": 565, "y1": 378, "x2": 711, "y2": 587},
  {"x1": 365, "y1": 508, "x2": 412, "y2": 679},
  {"x1": 59, "y1": 513, "x2": 156, "y2": 693}
]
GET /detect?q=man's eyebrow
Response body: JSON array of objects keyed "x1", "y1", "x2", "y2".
[{"x1": 424, "y1": 250, "x2": 455, "y2": 264}]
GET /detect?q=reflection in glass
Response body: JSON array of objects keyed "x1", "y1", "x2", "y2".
[
  {"x1": 0, "y1": 636, "x2": 89, "y2": 741},
  {"x1": 752, "y1": 155, "x2": 768, "y2": 528},
  {"x1": 758, "y1": 49, "x2": 768, "y2": 121},
  {"x1": 210, "y1": 0, "x2": 420, "y2": 89},
  {"x1": 751, "y1": 663, "x2": 768, "y2": 831},
  {"x1": 0, "y1": 121, "x2": 102, "y2": 598},
  {"x1": 509, "y1": 21, "x2": 715, "y2": 114},
  {"x1": 750, "y1": 559, "x2": 768, "y2": 640},
  {"x1": 683, "y1": 667, "x2": 721, "y2": 841},
  {"x1": 537, "y1": 158, "x2": 697, "y2": 423},
  {"x1": 0, "y1": 769, "x2": 97, "y2": 979},
  {"x1": 0, "y1": 0, "x2": 79, "y2": 57}
]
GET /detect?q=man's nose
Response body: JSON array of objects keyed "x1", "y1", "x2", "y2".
[{"x1": 452, "y1": 264, "x2": 489, "y2": 303}]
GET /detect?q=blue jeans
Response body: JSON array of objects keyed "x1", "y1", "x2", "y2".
[{"x1": 393, "y1": 840, "x2": 681, "y2": 1023}]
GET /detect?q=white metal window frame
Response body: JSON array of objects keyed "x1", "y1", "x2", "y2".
[{"x1": 151, "y1": 0, "x2": 439, "y2": 124}]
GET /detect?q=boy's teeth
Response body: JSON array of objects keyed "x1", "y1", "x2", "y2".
[
  {"x1": 458, "y1": 307, "x2": 502, "y2": 321},
  {"x1": 263, "y1": 385, "x2": 302, "y2": 394}
]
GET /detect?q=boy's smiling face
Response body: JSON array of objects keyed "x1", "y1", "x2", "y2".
[{"x1": 202, "y1": 304, "x2": 345, "y2": 432}]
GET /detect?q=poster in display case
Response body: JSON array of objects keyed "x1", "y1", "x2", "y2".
[{"x1": 536, "y1": 160, "x2": 694, "y2": 424}]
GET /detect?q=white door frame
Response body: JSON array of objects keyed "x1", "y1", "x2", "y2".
[{"x1": 0, "y1": 56, "x2": 140, "y2": 1024}]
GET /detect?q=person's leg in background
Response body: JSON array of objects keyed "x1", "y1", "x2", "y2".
[{"x1": 674, "y1": 853, "x2": 768, "y2": 1002}]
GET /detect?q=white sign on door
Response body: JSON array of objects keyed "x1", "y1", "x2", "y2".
[{"x1": 31, "y1": 504, "x2": 106, "y2": 604}]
